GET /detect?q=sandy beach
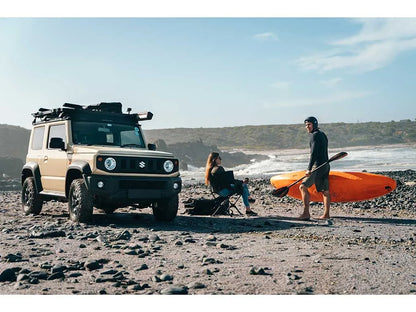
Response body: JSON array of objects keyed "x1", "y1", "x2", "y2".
[{"x1": 1, "y1": 170, "x2": 415, "y2": 295}]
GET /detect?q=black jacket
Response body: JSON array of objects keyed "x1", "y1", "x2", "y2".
[{"x1": 308, "y1": 128, "x2": 329, "y2": 171}]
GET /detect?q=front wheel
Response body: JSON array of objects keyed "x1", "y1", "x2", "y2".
[
  {"x1": 22, "y1": 177, "x2": 43, "y2": 215},
  {"x1": 152, "y1": 194, "x2": 178, "y2": 221},
  {"x1": 68, "y1": 179, "x2": 93, "y2": 223}
]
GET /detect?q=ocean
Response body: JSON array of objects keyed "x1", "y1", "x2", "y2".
[{"x1": 181, "y1": 144, "x2": 416, "y2": 183}]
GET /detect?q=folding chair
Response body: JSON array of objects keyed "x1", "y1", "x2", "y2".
[
  {"x1": 209, "y1": 170, "x2": 244, "y2": 216},
  {"x1": 209, "y1": 186, "x2": 243, "y2": 216}
]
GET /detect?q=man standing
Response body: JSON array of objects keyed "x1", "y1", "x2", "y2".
[{"x1": 298, "y1": 116, "x2": 330, "y2": 220}]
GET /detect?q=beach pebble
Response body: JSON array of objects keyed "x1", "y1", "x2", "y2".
[
  {"x1": 249, "y1": 267, "x2": 271, "y2": 275},
  {"x1": 29, "y1": 271, "x2": 49, "y2": 280},
  {"x1": 135, "y1": 264, "x2": 148, "y2": 271},
  {"x1": 16, "y1": 274, "x2": 30, "y2": 282},
  {"x1": 51, "y1": 265, "x2": 67, "y2": 274},
  {"x1": 47, "y1": 272, "x2": 65, "y2": 280},
  {"x1": 84, "y1": 260, "x2": 102, "y2": 271},
  {"x1": 0, "y1": 268, "x2": 17, "y2": 282},
  {"x1": 206, "y1": 235, "x2": 217, "y2": 241},
  {"x1": 148, "y1": 234, "x2": 160, "y2": 242},
  {"x1": 160, "y1": 285, "x2": 188, "y2": 295},
  {"x1": 4, "y1": 253, "x2": 23, "y2": 263},
  {"x1": 202, "y1": 257, "x2": 216, "y2": 265},
  {"x1": 114, "y1": 230, "x2": 132, "y2": 241},
  {"x1": 187, "y1": 281, "x2": 206, "y2": 289}
]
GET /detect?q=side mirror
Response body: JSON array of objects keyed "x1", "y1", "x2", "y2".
[
  {"x1": 49, "y1": 137, "x2": 66, "y2": 150},
  {"x1": 148, "y1": 143, "x2": 156, "y2": 151}
]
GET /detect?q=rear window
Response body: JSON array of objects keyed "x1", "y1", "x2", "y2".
[{"x1": 31, "y1": 126, "x2": 45, "y2": 150}]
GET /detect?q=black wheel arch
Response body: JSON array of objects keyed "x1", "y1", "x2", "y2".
[
  {"x1": 65, "y1": 161, "x2": 92, "y2": 198},
  {"x1": 21, "y1": 162, "x2": 43, "y2": 193}
]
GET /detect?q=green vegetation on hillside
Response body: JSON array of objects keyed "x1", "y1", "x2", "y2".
[{"x1": 144, "y1": 120, "x2": 416, "y2": 150}]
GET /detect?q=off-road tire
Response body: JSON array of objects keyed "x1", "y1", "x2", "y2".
[
  {"x1": 68, "y1": 178, "x2": 93, "y2": 223},
  {"x1": 152, "y1": 194, "x2": 178, "y2": 221},
  {"x1": 22, "y1": 177, "x2": 43, "y2": 215}
]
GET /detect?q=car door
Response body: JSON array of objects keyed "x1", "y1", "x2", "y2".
[
  {"x1": 27, "y1": 125, "x2": 46, "y2": 171},
  {"x1": 39, "y1": 122, "x2": 69, "y2": 194}
]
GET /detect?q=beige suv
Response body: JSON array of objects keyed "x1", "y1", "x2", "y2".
[{"x1": 21, "y1": 102, "x2": 181, "y2": 223}]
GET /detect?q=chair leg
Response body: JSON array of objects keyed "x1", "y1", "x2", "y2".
[
  {"x1": 229, "y1": 195, "x2": 243, "y2": 215},
  {"x1": 229, "y1": 203, "x2": 242, "y2": 215},
  {"x1": 212, "y1": 198, "x2": 229, "y2": 216}
]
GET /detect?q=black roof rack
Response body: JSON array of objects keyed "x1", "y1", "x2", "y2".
[{"x1": 32, "y1": 102, "x2": 152, "y2": 125}]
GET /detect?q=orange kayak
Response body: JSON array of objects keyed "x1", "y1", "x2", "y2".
[{"x1": 270, "y1": 171, "x2": 396, "y2": 202}]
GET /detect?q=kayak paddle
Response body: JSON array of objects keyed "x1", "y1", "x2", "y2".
[{"x1": 271, "y1": 151, "x2": 348, "y2": 198}]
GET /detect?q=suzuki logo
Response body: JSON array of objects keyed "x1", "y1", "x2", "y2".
[{"x1": 138, "y1": 161, "x2": 146, "y2": 168}]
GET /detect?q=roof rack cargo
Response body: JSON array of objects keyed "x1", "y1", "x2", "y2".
[
  {"x1": 31, "y1": 102, "x2": 152, "y2": 124},
  {"x1": 63, "y1": 102, "x2": 122, "y2": 113}
]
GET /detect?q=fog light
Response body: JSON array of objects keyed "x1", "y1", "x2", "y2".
[
  {"x1": 173, "y1": 182, "x2": 179, "y2": 190},
  {"x1": 97, "y1": 181, "x2": 104, "y2": 188}
]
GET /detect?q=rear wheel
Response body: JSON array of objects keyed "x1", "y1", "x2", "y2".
[
  {"x1": 22, "y1": 177, "x2": 43, "y2": 215},
  {"x1": 152, "y1": 194, "x2": 178, "y2": 221},
  {"x1": 68, "y1": 179, "x2": 93, "y2": 223}
]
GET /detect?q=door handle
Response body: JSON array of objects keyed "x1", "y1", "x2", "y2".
[{"x1": 43, "y1": 156, "x2": 48, "y2": 161}]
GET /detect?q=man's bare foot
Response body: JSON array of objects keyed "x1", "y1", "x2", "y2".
[
  {"x1": 297, "y1": 213, "x2": 311, "y2": 220},
  {"x1": 317, "y1": 215, "x2": 330, "y2": 220}
]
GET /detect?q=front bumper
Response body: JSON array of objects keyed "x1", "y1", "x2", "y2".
[{"x1": 86, "y1": 174, "x2": 181, "y2": 203}]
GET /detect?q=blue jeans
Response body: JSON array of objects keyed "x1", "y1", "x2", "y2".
[{"x1": 218, "y1": 183, "x2": 250, "y2": 207}]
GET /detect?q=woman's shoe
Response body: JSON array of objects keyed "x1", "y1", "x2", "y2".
[{"x1": 246, "y1": 210, "x2": 257, "y2": 216}]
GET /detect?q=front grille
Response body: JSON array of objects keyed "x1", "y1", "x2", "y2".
[
  {"x1": 96, "y1": 156, "x2": 179, "y2": 174},
  {"x1": 119, "y1": 158, "x2": 156, "y2": 172},
  {"x1": 119, "y1": 180, "x2": 167, "y2": 190}
]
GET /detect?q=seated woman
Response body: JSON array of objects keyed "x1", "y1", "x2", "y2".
[{"x1": 204, "y1": 152, "x2": 257, "y2": 216}]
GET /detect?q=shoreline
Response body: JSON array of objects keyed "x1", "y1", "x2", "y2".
[
  {"x1": 182, "y1": 145, "x2": 416, "y2": 182},
  {"x1": 224, "y1": 142, "x2": 416, "y2": 154},
  {"x1": 181, "y1": 168, "x2": 416, "y2": 186}
]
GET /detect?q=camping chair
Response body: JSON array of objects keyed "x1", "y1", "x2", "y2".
[
  {"x1": 209, "y1": 187, "x2": 243, "y2": 216},
  {"x1": 209, "y1": 171, "x2": 243, "y2": 216}
]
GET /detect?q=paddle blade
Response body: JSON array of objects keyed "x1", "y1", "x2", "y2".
[
  {"x1": 271, "y1": 187, "x2": 289, "y2": 198},
  {"x1": 328, "y1": 151, "x2": 348, "y2": 162}
]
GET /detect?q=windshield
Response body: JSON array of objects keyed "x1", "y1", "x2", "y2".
[{"x1": 71, "y1": 121, "x2": 146, "y2": 148}]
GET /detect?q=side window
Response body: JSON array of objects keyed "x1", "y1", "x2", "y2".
[
  {"x1": 48, "y1": 124, "x2": 67, "y2": 149},
  {"x1": 31, "y1": 126, "x2": 45, "y2": 150}
]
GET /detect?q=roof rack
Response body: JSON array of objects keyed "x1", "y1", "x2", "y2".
[
  {"x1": 31, "y1": 102, "x2": 152, "y2": 124},
  {"x1": 32, "y1": 108, "x2": 66, "y2": 122},
  {"x1": 63, "y1": 102, "x2": 122, "y2": 113}
]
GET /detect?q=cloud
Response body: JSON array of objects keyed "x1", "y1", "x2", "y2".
[
  {"x1": 253, "y1": 32, "x2": 278, "y2": 41},
  {"x1": 320, "y1": 77, "x2": 342, "y2": 87},
  {"x1": 262, "y1": 90, "x2": 373, "y2": 108},
  {"x1": 297, "y1": 18, "x2": 416, "y2": 73},
  {"x1": 269, "y1": 81, "x2": 292, "y2": 89},
  {"x1": 333, "y1": 18, "x2": 416, "y2": 45}
]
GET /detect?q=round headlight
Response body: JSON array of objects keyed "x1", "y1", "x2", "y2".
[
  {"x1": 104, "y1": 157, "x2": 117, "y2": 171},
  {"x1": 163, "y1": 160, "x2": 174, "y2": 173}
]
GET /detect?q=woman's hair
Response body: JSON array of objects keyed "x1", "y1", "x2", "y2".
[{"x1": 204, "y1": 152, "x2": 220, "y2": 185}]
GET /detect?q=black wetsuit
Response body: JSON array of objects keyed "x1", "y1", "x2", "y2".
[
  {"x1": 308, "y1": 128, "x2": 329, "y2": 171},
  {"x1": 302, "y1": 128, "x2": 330, "y2": 192}
]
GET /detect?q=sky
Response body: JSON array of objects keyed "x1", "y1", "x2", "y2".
[{"x1": 1, "y1": 1, "x2": 416, "y2": 130}]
